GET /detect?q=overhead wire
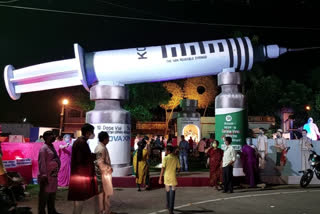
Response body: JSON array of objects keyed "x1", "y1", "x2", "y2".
[
  {"x1": 95, "y1": 0, "x2": 181, "y2": 21},
  {"x1": 94, "y1": 0, "x2": 230, "y2": 36},
  {"x1": 0, "y1": 0, "x2": 21, "y2": 3},
  {"x1": 288, "y1": 47, "x2": 320, "y2": 52},
  {"x1": 0, "y1": 4, "x2": 319, "y2": 31}
]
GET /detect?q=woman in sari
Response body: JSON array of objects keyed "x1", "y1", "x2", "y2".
[
  {"x1": 205, "y1": 140, "x2": 224, "y2": 190},
  {"x1": 241, "y1": 142, "x2": 259, "y2": 187},
  {"x1": 57, "y1": 134, "x2": 72, "y2": 187},
  {"x1": 133, "y1": 136, "x2": 150, "y2": 191}
]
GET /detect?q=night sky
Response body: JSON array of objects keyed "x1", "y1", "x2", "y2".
[{"x1": 0, "y1": 0, "x2": 320, "y2": 127}]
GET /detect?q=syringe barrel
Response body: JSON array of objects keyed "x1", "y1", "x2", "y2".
[{"x1": 88, "y1": 37, "x2": 254, "y2": 85}]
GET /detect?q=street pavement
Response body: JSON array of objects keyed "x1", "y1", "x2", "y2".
[{"x1": 19, "y1": 185, "x2": 320, "y2": 214}]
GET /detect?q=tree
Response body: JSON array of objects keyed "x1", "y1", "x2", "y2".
[
  {"x1": 306, "y1": 92, "x2": 320, "y2": 126},
  {"x1": 306, "y1": 66, "x2": 320, "y2": 91},
  {"x1": 279, "y1": 81, "x2": 312, "y2": 111},
  {"x1": 245, "y1": 66, "x2": 283, "y2": 116},
  {"x1": 73, "y1": 83, "x2": 170, "y2": 122},
  {"x1": 125, "y1": 82, "x2": 170, "y2": 121},
  {"x1": 244, "y1": 64, "x2": 320, "y2": 129},
  {"x1": 72, "y1": 91, "x2": 94, "y2": 112},
  {"x1": 277, "y1": 81, "x2": 313, "y2": 127},
  {"x1": 314, "y1": 92, "x2": 320, "y2": 112},
  {"x1": 160, "y1": 82, "x2": 184, "y2": 134}
]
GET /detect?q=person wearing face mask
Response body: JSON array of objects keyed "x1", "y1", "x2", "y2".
[
  {"x1": 257, "y1": 128, "x2": 268, "y2": 169},
  {"x1": 38, "y1": 131, "x2": 61, "y2": 214},
  {"x1": 205, "y1": 140, "x2": 224, "y2": 190},
  {"x1": 300, "y1": 129, "x2": 312, "y2": 171},
  {"x1": 222, "y1": 137, "x2": 235, "y2": 193},
  {"x1": 274, "y1": 129, "x2": 287, "y2": 167},
  {"x1": 68, "y1": 123, "x2": 98, "y2": 214}
]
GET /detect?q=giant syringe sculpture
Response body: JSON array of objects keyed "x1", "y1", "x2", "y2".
[{"x1": 4, "y1": 37, "x2": 288, "y2": 176}]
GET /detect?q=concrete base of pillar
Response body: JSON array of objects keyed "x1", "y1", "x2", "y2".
[{"x1": 113, "y1": 166, "x2": 133, "y2": 177}]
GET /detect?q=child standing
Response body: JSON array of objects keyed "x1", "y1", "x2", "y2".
[{"x1": 159, "y1": 145, "x2": 180, "y2": 214}]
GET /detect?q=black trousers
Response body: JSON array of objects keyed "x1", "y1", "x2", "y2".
[
  {"x1": 38, "y1": 184, "x2": 57, "y2": 214},
  {"x1": 199, "y1": 152, "x2": 205, "y2": 160},
  {"x1": 223, "y1": 165, "x2": 233, "y2": 192}
]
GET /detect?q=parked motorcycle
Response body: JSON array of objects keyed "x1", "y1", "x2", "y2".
[
  {"x1": 0, "y1": 172, "x2": 32, "y2": 214},
  {"x1": 300, "y1": 148, "x2": 320, "y2": 188}
]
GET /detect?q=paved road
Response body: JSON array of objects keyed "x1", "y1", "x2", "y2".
[{"x1": 19, "y1": 185, "x2": 320, "y2": 214}]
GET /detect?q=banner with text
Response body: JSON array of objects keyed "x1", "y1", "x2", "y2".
[{"x1": 88, "y1": 123, "x2": 131, "y2": 165}]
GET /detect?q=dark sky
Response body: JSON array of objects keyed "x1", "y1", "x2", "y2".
[{"x1": 0, "y1": 0, "x2": 320, "y2": 126}]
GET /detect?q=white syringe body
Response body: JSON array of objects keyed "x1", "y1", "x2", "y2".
[
  {"x1": 90, "y1": 37, "x2": 253, "y2": 85},
  {"x1": 4, "y1": 37, "x2": 287, "y2": 100}
]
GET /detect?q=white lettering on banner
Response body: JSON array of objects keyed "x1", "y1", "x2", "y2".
[
  {"x1": 96, "y1": 124, "x2": 130, "y2": 135},
  {"x1": 221, "y1": 144, "x2": 241, "y2": 150},
  {"x1": 95, "y1": 124, "x2": 130, "y2": 140},
  {"x1": 3, "y1": 158, "x2": 32, "y2": 168},
  {"x1": 181, "y1": 118, "x2": 199, "y2": 122},
  {"x1": 89, "y1": 123, "x2": 131, "y2": 156},
  {"x1": 88, "y1": 123, "x2": 131, "y2": 164}
]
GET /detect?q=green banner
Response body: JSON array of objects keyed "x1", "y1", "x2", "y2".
[{"x1": 215, "y1": 108, "x2": 247, "y2": 150}]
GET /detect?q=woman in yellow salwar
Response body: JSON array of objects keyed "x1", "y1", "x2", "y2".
[{"x1": 133, "y1": 136, "x2": 150, "y2": 191}]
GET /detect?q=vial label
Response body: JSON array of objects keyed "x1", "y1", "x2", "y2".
[{"x1": 215, "y1": 108, "x2": 247, "y2": 150}]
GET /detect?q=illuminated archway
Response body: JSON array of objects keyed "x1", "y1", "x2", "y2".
[{"x1": 182, "y1": 124, "x2": 200, "y2": 142}]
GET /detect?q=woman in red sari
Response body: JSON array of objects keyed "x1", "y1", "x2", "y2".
[{"x1": 205, "y1": 140, "x2": 224, "y2": 190}]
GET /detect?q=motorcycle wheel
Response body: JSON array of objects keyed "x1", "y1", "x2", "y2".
[
  {"x1": 300, "y1": 169, "x2": 313, "y2": 188},
  {"x1": 315, "y1": 170, "x2": 320, "y2": 180}
]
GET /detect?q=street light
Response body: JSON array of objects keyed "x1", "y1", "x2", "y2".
[
  {"x1": 62, "y1": 99, "x2": 69, "y2": 105},
  {"x1": 59, "y1": 99, "x2": 69, "y2": 136},
  {"x1": 305, "y1": 105, "x2": 311, "y2": 111}
]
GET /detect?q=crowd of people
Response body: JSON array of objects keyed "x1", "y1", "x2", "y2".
[
  {"x1": 0, "y1": 122, "x2": 317, "y2": 214},
  {"x1": 36, "y1": 124, "x2": 114, "y2": 214}
]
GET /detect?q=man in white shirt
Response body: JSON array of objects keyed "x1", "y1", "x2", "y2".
[
  {"x1": 300, "y1": 129, "x2": 312, "y2": 171},
  {"x1": 222, "y1": 137, "x2": 236, "y2": 193},
  {"x1": 257, "y1": 128, "x2": 268, "y2": 169}
]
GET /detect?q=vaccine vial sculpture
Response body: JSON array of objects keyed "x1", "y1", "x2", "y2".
[
  {"x1": 3, "y1": 37, "x2": 287, "y2": 176},
  {"x1": 215, "y1": 70, "x2": 247, "y2": 176},
  {"x1": 215, "y1": 70, "x2": 246, "y2": 150},
  {"x1": 87, "y1": 85, "x2": 131, "y2": 176}
]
